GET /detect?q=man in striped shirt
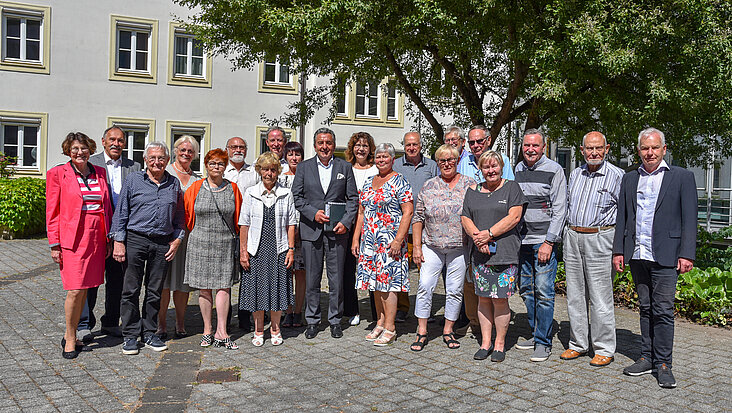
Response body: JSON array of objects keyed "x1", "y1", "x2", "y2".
[
  {"x1": 514, "y1": 128, "x2": 567, "y2": 362},
  {"x1": 560, "y1": 131, "x2": 623, "y2": 367}
]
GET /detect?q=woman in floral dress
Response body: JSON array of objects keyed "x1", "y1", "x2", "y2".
[{"x1": 351, "y1": 143, "x2": 413, "y2": 346}]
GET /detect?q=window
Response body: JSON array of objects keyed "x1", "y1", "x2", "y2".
[
  {"x1": 0, "y1": 2, "x2": 50, "y2": 74},
  {"x1": 166, "y1": 121, "x2": 210, "y2": 175},
  {"x1": 0, "y1": 110, "x2": 47, "y2": 175},
  {"x1": 109, "y1": 15, "x2": 158, "y2": 83},
  {"x1": 258, "y1": 59, "x2": 298, "y2": 94},
  {"x1": 167, "y1": 23, "x2": 212, "y2": 87},
  {"x1": 107, "y1": 117, "x2": 156, "y2": 166},
  {"x1": 334, "y1": 78, "x2": 404, "y2": 127},
  {"x1": 256, "y1": 126, "x2": 296, "y2": 156}
]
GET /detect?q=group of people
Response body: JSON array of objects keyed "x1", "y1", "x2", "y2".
[{"x1": 46, "y1": 123, "x2": 696, "y2": 389}]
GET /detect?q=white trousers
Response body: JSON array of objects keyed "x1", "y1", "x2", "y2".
[{"x1": 414, "y1": 245, "x2": 466, "y2": 321}]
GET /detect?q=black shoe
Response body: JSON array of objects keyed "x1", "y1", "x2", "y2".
[
  {"x1": 61, "y1": 338, "x2": 90, "y2": 352},
  {"x1": 330, "y1": 324, "x2": 343, "y2": 338},
  {"x1": 474, "y1": 345, "x2": 494, "y2": 360},
  {"x1": 491, "y1": 350, "x2": 505, "y2": 362},
  {"x1": 395, "y1": 310, "x2": 408, "y2": 323},
  {"x1": 623, "y1": 357, "x2": 654, "y2": 376},
  {"x1": 656, "y1": 364, "x2": 677, "y2": 388},
  {"x1": 305, "y1": 324, "x2": 318, "y2": 339},
  {"x1": 60, "y1": 338, "x2": 81, "y2": 359}
]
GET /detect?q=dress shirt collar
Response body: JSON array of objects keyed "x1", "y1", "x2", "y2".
[
  {"x1": 143, "y1": 170, "x2": 169, "y2": 185},
  {"x1": 225, "y1": 162, "x2": 252, "y2": 174},
  {"x1": 103, "y1": 151, "x2": 122, "y2": 166},
  {"x1": 522, "y1": 154, "x2": 546, "y2": 170},
  {"x1": 639, "y1": 160, "x2": 669, "y2": 176},
  {"x1": 581, "y1": 160, "x2": 608, "y2": 176},
  {"x1": 399, "y1": 155, "x2": 426, "y2": 167},
  {"x1": 317, "y1": 156, "x2": 334, "y2": 168}
]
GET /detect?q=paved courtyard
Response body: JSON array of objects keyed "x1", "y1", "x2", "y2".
[{"x1": 0, "y1": 238, "x2": 730, "y2": 412}]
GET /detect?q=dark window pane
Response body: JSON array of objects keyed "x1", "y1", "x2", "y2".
[
  {"x1": 387, "y1": 100, "x2": 396, "y2": 118},
  {"x1": 192, "y1": 57, "x2": 203, "y2": 76},
  {"x1": 135, "y1": 51, "x2": 147, "y2": 70},
  {"x1": 133, "y1": 131, "x2": 146, "y2": 149},
  {"x1": 192, "y1": 39, "x2": 203, "y2": 57},
  {"x1": 368, "y1": 97, "x2": 378, "y2": 116},
  {"x1": 388, "y1": 85, "x2": 396, "y2": 98},
  {"x1": 337, "y1": 96, "x2": 346, "y2": 114},
  {"x1": 264, "y1": 63, "x2": 275, "y2": 82},
  {"x1": 136, "y1": 32, "x2": 148, "y2": 52},
  {"x1": 191, "y1": 158, "x2": 200, "y2": 172},
  {"x1": 356, "y1": 83, "x2": 365, "y2": 96},
  {"x1": 118, "y1": 50, "x2": 130, "y2": 69},
  {"x1": 119, "y1": 30, "x2": 131, "y2": 49},
  {"x1": 6, "y1": 38, "x2": 20, "y2": 58},
  {"x1": 4, "y1": 146, "x2": 17, "y2": 159},
  {"x1": 175, "y1": 55, "x2": 186, "y2": 74},
  {"x1": 25, "y1": 19, "x2": 40, "y2": 40},
  {"x1": 355, "y1": 96, "x2": 364, "y2": 115},
  {"x1": 175, "y1": 36, "x2": 187, "y2": 55},
  {"x1": 278, "y1": 63, "x2": 289, "y2": 83},
  {"x1": 23, "y1": 126, "x2": 37, "y2": 145},
  {"x1": 4, "y1": 126, "x2": 18, "y2": 144},
  {"x1": 368, "y1": 81, "x2": 379, "y2": 98},
  {"x1": 133, "y1": 150, "x2": 143, "y2": 165},
  {"x1": 6, "y1": 18, "x2": 20, "y2": 37},
  {"x1": 23, "y1": 146, "x2": 36, "y2": 166},
  {"x1": 25, "y1": 39, "x2": 39, "y2": 60}
]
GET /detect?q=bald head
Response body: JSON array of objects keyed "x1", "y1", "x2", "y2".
[
  {"x1": 582, "y1": 131, "x2": 607, "y2": 147},
  {"x1": 226, "y1": 136, "x2": 247, "y2": 166},
  {"x1": 403, "y1": 132, "x2": 422, "y2": 162}
]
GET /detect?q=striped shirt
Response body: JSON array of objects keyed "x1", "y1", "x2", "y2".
[
  {"x1": 74, "y1": 164, "x2": 103, "y2": 213},
  {"x1": 566, "y1": 161, "x2": 624, "y2": 227},
  {"x1": 514, "y1": 155, "x2": 567, "y2": 245}
]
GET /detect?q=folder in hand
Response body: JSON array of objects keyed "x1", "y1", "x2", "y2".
[{"x1": 325, "y1": 202, "x2": 347, "y2": 231}]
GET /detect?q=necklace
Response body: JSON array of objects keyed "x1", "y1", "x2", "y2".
[
  {"x1": 481, "y1": 179, "x2": 503, "y2": 196},
  {"x1": 173, "y1": 162, "x2": 192, "y2": 175}
]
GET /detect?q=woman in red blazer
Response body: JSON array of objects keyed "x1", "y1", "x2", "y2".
[{"x1": 46, "y1": 132, "x2": 114, "y2": 359}]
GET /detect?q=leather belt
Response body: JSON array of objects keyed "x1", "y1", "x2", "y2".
[{"x1": 569, "y1": 225, "x2": 615, "y2": 234}]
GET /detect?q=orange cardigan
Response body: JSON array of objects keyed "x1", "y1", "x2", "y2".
[{"x1": 184, "y1": 179, "x2": 243, "y2": 232}]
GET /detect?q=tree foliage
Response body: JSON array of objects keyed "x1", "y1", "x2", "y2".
[{"x1": 177, "y1": 0, "x2": 731, "y2": 166}]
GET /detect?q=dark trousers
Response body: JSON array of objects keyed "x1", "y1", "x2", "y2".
[
  {"x1": 302, "y1": 233, "x2": 345, "y2": 326},
  {"x1": 120, "y1": 232, "x2": 171, "y2": 339},
  {"x1": 78, "y1": 256, "x2": 126, "y2": 331},
  {"x1": 629, "y1": 259, "x2": 678, "y2": 368},
  {"x1": 343, "y1": 234, "x2": 360, "y2": 317}
]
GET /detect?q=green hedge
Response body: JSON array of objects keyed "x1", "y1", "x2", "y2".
[{"x1": 0, "y1": 177, "x2": 46, "y2": 238}]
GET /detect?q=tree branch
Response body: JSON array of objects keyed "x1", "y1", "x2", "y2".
[
  {"x1": 489, "y1": 57, "x2": 529, "y2": 146},
  {"x1": 425, "y1": 43, "x2": 484, "y2": 125}
]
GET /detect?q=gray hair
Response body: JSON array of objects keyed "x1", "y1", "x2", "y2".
[
  {"x1": 143, "y1": 141, "x2": 169, "y2": 159},
  {"x1": 523, "y1": 128, "x2": 546, "y2": 144},
  {"x1": 266, "y1": 126, "x2": 288, "y2": 141},
  {"x1": 582, "y1": 131, "x2": 607, "y2": 147},
  {"x1": 375, "y1": 143, "x2": 396, "y2": 159},
  {"x1": 102, "y1": 125, "x2": 125, "y2": 141},
  {"x1": 445, "y1": 125, "x2": 465, "y2": 140},
  {"x1": 402, "y1": 131, "x2": 422, "y2": 146},
  {"x1": 173, "y1": 135, "x2": 200, "y2": 160},
  {"x1": 637, "y1": 127, "x2": 665, "y2": 148},
  {"x1": 468, "y1": 124, "x2": 489, "y2": 135},
  {"x1": 313, "y1": 127, "x2": 336, "y2": 144},
  {"x1": 226, "y1": 136, "x2": 247, "y2": 149}
]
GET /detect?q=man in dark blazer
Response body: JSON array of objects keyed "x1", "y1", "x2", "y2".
[
  {"x1": 78, "y1": 126, "x2": 141, "y2": 341},
  {"x1": 291, "y1": 127, "x2": 358, "y2": 339},
  {"x1": 612, "y1": 127, "x2": 697, "y2": 389}
]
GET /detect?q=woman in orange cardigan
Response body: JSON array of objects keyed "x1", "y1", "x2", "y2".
[
  {"x1": 183, "y1": 149, "x2": 242, "y2": 349},
  {"x1": 46, "y1": 132, "x2": 114, "y2": 359}
]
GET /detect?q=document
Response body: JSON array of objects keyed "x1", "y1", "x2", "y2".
[{"x1": 325, "y1": 202, "x2": 347, "y2": 232}]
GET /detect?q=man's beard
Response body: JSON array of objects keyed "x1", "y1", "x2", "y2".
[
  {"x1": 586, "y1": 158, "x2": 603, "y2": 166},
  {"x1": 231, "y1": 154, "x2": 244, "y2": 163}
]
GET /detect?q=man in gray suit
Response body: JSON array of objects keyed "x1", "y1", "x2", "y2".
[
  {"x1": 613, "y1": 127, "x2": 697, "y2": 388},
  {"x1": 78, "y1": 126, "x2": 141, "y2": 340},
  {"x1": 291, "y1": 127, "x2": 358, "y2": 339}
]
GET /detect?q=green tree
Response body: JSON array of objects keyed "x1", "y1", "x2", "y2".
[{"x1": 177, "y1": 0, "x2": 731, "y2": 165}]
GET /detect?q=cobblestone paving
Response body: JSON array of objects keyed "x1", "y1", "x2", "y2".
[{"x1": 0, "y1": 239, "x2": 730, "y2": 412}]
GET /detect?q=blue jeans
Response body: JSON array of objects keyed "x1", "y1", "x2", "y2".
[{"x1": 519, "y1": 243, "x2": 557, "y2": 348}]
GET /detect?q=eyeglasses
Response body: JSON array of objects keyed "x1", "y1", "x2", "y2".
[
  {"x1": 467, "y1": 138, "x2": 486, "y2": 146},
  {"x1": 146, "y1": 156, "x2": 167, "y2": 162},
  {"x1": 70, "y1": 147, "x2": 90, "y2": 154},
  {"x1": 178, "y1": 148, "x2": 195, "y2": 154},
  {"x1": 227, "y1": 145, "x2": 246, "y2": 151},
  {"x1": 437, "y1": 157, "x2": 457, "y2": 165},
  {"x1": 207, "y1": 162, "x2": 226, "y2": 168}
]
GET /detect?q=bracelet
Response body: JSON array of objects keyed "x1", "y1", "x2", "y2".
[
  {"x1": 544, "y1": 240, "x2": 554, "y2": 246},
  {"x1": 288, "y1": 247, "x2": 295, "y2": 250}
]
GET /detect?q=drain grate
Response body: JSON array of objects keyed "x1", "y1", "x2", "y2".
[{"x1": 196, "y1": 368, "x2": 240, "y2": 383}]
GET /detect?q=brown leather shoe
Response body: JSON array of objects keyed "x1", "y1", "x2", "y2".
[
  {"x1": 590, "y1": 354, "x2": 614, "y2": 367},
  {"x1": 560, "y1": 349, "x2": 585, "y2": 360}
]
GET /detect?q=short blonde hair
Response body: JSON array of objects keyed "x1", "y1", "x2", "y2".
[
  {"x1": 173, "y1": 135, "x2": 200, "y2": 160},
  {"x1": 255, "y1": 151, "x2": 282, "y2": 175},
  {"x1": 434, "y1": 144, "x2": 459, "y2": 160},
  {"x1": 478, "y1": 150, "x2": 504, "y2": 170}
]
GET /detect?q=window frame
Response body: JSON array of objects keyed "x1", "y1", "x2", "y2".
[
  {"x1": 258, "y1": 59, "x2": 298, "y2": 95},
  {"x1": 0, "y1": 110, "x2": 47, "y2": 176},
  {"x1": 0, "y1": 1, "x2": 50, "y2": 74},
  {"x1": 167, "y1": 22, "x2": 212, "y2": 88},
  {"x1": 107, "y1": 117, "x2": 156, "y2": 167},
  {"x1": 334, "y1": 78, "x2": 404, "y2": 127},
  {"x1": 166, "y1": 120, "x2": 210, "y2": 176},
  {"x1": 109, "y1": 15, "x2": 158, "y2": 84}
]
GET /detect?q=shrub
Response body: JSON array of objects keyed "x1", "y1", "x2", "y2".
[{"x1": 0, "y1": 177, "x2": 46, "y2": 238}]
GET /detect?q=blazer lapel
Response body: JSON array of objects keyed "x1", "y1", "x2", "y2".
[
  {"x1": 324, "y1": 159, "x2": 339, "y2": 198},
  {"x1": 63, "y1": 163, "x2": 83, "y2": 200},
  {"x1": 629, "y1": 170, "x2": 640, "y2": 213},
  {"x1": 655, "y1": 167, "x2": 673, "y2": 211},
  {"x1": 310, "y1": 158, "x2": 325, "y2": 197}
]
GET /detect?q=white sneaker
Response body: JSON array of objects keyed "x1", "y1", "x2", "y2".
[{"x1": 349, "y1": 314, "x2": 361, "y2": 326}]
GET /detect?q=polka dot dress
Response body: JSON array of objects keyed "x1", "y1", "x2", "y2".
[{"x1": 239, "y1": 204, "x2": 293, "y2": 312}]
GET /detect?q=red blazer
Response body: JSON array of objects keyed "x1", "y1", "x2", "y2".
[{"x1": 46, "y1": 162, "x2": 114, "y2": 250}]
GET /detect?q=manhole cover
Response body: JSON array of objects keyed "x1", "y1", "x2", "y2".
[{"x1": 197, "y1": 368, "x2": 240, "y2": 383}]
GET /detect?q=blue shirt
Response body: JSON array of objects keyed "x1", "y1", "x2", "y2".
[
  {"x1": 392, "y1": 155, "x2": 439, "y2": 198},
  {"x1": 457, "y1": 152, "x2": 514, "y2": 183},
  {"x1": 111, "y1": 170, "x2": 185, "y2": 242}
]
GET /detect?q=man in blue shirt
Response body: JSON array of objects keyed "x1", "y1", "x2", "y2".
[
  {"x1": 111, "y1": 142, "x2": 185, "y2": 355},
  {"x1": 457, "y1": 125, "x2": 514, "y2": 182}
]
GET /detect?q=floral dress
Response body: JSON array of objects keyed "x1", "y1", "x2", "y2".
[{"x1": 355, "y1": 173, "x2": 413, "y2": 292}]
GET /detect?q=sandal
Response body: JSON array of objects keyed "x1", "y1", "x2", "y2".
[
  {"x1": 410, "y1": 333, "x2": 428, "y2": 351},
  {"x1": 252, "y1": 333, "x2": 264, "y2": 347},
  {"x1": 281, "y1": 313, "x2": 293, "y2": 328},
  {"x1": 374, "y1": 329, "x2": 396, "y2": 346},
  {"x1": 200, "y1": 334, "x2": 214, "y2": 347},
  {"x1": 365, "y1": 326, "x2": 385, "y2": 341},
  {"x1": 271, "y1": 331, "x2": 283, "y2": 346},
  {"x1": 292, "y1": 313, "x2": 303, "y2": 328},
  {"x1": 213, "y1": 337, "x2": 239, "y2": 350},
  {"x1": 442, "y1": 332, "x2": 460, "y2": 349}
]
